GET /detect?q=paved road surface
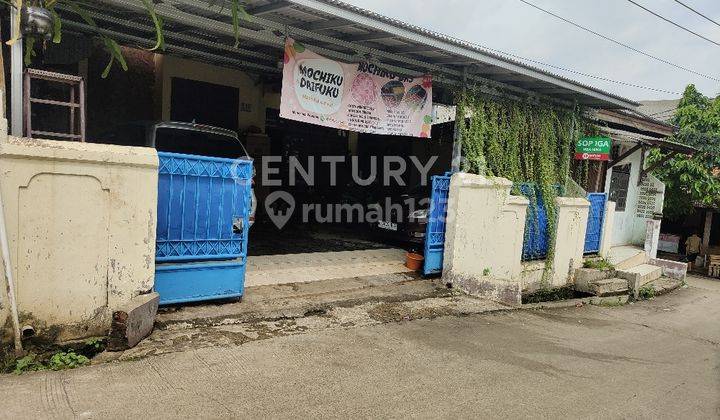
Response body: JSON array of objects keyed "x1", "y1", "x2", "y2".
[{"x1": 1, "y1": 276, "x2": 718, "y2": 419}]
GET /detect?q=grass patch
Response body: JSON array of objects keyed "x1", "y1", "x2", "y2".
[
  {"x1": 2, "y1": 337, "x2": 106, "y2": 375},
  {"x1": 583, "y1": 258, "x2": 614, "y2": 271}
]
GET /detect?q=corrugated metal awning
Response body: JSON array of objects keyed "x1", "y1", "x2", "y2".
[{"x1": 64, "y1": 0, "x2": 639, "y2": 110}]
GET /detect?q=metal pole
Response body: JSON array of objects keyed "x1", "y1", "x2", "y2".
[
  {"x1": 10, "y1": 5, "x2": 23, "y2": 137},
  {"x1": 450, "y1": 67, "x2": 467, "y2": 173},
  {"x1": 0, "y1": 89, "x2": 23, "y2": 356}
]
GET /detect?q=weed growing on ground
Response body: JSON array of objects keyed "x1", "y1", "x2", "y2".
[
  {"x1": 638, "y1": 285, "x2": 656, "y2": 300},
  {"x1": 83, "y1": 337, "x2": 106, "y2": 355},
  {"x1": 11, "y1": 351, "x2": 90, "y2": 374},
  {"x1": 4, "y1": 337, "x2": 106, "y2": 375},
  {"x1": 583, "y1": 258, "x2": 614, "y2": 271},
  {"x1": 48, "y1": 352, "x2": 90, "y2": 371},
  {"x1": 12, "y1": 353, "x2": 47, "y2": 374}
]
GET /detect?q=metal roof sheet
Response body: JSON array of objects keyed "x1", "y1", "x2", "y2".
[{"x1": 79, "y1": 0, "x2": 639, "y2": 109}]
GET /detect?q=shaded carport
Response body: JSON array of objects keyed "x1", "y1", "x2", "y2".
[
  {"x1": 5, "y1": 0, "x2": 640, "y2": 288},
  {"x1": 8, "y1": 0, "x2": 638, "y2": 136}
]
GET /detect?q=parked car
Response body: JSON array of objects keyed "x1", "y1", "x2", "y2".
[
  {"x1": 369, "y1": 185, "x2": 430, "y2": 246},
  {"x1": 93, "y1": 121, "x2": 256, "y2": 225}
]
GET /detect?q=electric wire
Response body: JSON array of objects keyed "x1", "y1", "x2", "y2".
[
  {"x1": 672, "y1": 0, "x2": 720, "y2": 29},
  {"x1": 516, "y1": 0, "x2": 720, "y2": 82},
  {"x1": 627, "y1": 0, "x2": 720, "y2": 47}
]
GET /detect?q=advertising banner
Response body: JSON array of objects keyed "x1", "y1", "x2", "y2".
[
  {"x1": 280, "y1": 38, "x2": 433, "y2": 138},
  {"x1": 575, "y1": 136, "x2": 611, "y2": 161}
]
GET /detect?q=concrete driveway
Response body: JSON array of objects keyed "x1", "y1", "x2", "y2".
[{"x1": 1, "y1": 276, "x2": 718, "y2": 419}]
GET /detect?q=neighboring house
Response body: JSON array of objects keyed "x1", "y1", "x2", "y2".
[
  {"x1": 593, "y1": 109, "x2": 695, "y2": 248},
  {"x1": 637, "y1": 99, "x2": 681, "y2": 123}
]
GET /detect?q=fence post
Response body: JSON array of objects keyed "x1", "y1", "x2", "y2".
[
  {"x1": 551, "y1": 197, "x2": 590, "y2": 287},
  {"x1": 599, "y1": 201, "x2": 616, "y2": 258}
]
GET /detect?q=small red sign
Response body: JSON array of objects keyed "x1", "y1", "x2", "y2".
[{"x1": 574, "y1": 152, "x2": 610, "y2": 161}]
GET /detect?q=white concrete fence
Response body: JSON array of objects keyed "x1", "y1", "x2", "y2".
[
  {"x1": 442, "y1": 172, "x2": 615, "y2": 306},
  {"x1": 0, "y1": 129, "x2": 158, "y2": 343}
]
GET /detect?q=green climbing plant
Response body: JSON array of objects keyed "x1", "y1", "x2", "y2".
[{"x1": 455, "y1": 88, "x2": 591, "y2": 286}]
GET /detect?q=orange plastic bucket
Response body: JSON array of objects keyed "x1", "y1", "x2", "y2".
[{"x1": 405, "y1": 252, "x2": 425, "y2": 271}]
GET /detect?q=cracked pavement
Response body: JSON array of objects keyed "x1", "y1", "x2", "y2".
[{"x1": 1, "y1": 276, "x2": 718, "y2": 419}]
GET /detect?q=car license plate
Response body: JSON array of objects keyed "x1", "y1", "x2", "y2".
[{"x1": 378, "y1": 221, "x2": 398, "y2": 231}]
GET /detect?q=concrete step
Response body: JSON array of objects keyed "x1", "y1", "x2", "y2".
[
  {"x1": 610, "y1": 247, "x2": 649, "y2": 270},
  {"x1": 617, "y1": 264, "x2": 663, "y2": 295},
  {"x1": 590, "y1": 278, "x2": 630, "y2": 297},
  {"x1": 574, "y1": 268, "x2": 616, "y2": 293},
  {"x1": 646, "y1": 276, "x2": 684, "y2": 297}
]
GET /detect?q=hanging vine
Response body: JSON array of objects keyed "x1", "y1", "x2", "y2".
[{"x1": 455, "y1": 88, "x2": 589, "y2": 286}]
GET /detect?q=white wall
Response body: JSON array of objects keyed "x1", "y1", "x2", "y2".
[
  {"x1": 604, "y1": 147, "x2": 665, "y2": 247},
  {"x1": 442, "y1": 173, "x2": 591, "y2": 304},
  {"x1": 442, "y1": 173, "x2": 528, "y2": 305},
  {"x1": 0, "y1": 133, "x2": 158, "y2": 343}
]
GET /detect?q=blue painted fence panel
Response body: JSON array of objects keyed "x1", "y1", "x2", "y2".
[
  {"x1": 155, "y1": 152, "x2": 253, "y2": 305},
  {"x1": 584, "y1": 193, "x2": 607, "y2": 254},
  {"x1": 518, "y1": 184, "x2": 551, "y2": 261},
  {"x1": 423, "y1": 173, "x2": 452, "y2": 276},
  {"x1": 156, "y1": 152, "x2": 253, "y2": 263},
  {"x1": 155, "y1": 261, "x2": 246, "y2": 305}
]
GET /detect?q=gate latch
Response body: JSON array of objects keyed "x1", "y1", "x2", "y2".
[{"x1": 232, "y1": 217, "x2": 244, "y2": 234}]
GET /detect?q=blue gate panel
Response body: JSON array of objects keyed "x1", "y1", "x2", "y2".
[
  {"x1": 423, "y1": 173, "x2": 452, "y2": 276},
  {"x1": 155, "y1": 261, "x2": 246, "y2": 305},
  {"x1": 518, "y1": 183, "x2": 561, "y2": 261},
  {"x1": 584, "y1": 193, "x2": 607, "y2": 254},
  {"x1": 156, "y1": 152, "x2": 253, "y2": 263}
]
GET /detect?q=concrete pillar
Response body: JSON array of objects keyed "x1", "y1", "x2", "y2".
[
  {"x1": 702, "y1": 210, "x2": 713, "y2": 255},
  {"x1": 644, "y1": 219, "x2": 661, "y2": 259},
  {"x1": 599, "y1": 201, "x2": 616, "y2": 259},
  {"x1": 551, "y1": 197, "x2": 590, "y2": 287},
  {"x1": 442, "y1": 173, "x2": 528, "y2": 305}
]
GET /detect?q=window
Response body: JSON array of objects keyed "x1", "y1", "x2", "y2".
[{"x1": 609, "y1": 164, "x2": 631, "y2": 211}]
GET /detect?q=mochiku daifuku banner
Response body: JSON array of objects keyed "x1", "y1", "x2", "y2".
[{"x1": 280, "y1": 38, "x2": 433, "y2": 138}]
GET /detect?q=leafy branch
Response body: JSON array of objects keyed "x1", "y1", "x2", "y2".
[{"x1": 648, "y1": 85, "x2": 720, "y2": 220}]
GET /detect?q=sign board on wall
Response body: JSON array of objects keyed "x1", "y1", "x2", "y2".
[
  {"x1": 280, "y1": 38, "x2": 433, "y2": 137},
  {"x1": 575, "y1": 136, "x2": 611, "y2": 161}
]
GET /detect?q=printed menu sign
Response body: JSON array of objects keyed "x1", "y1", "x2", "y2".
[
  {"x1": 280, "y1": 38, "x2": 433, "y2": 138},
  {"x1": 575, "y1": 136, "x2": 611, "y2": 161}
]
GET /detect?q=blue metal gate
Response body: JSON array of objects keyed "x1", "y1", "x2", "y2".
[
  {"x1": 584, "y1": 193, "x2": 607, "y2": 254},
  {"x1": 423, "y1": 173, "x2": 452, "y2": 276},
  {"x1": 154, "y1": 152, "x2": 253, "y2": 305},
  {"x1": 518, "y1": 184, "x2": 551, "y2": 261}
]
